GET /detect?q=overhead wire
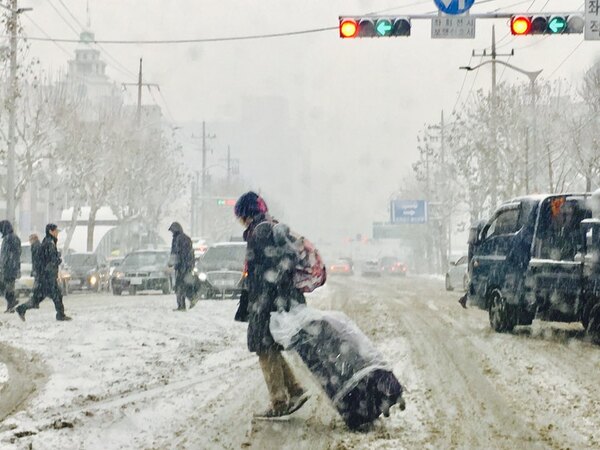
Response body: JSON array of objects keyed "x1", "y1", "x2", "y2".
[{"x1": 53, "y1": 0, "x2": 137, "y2": 80}]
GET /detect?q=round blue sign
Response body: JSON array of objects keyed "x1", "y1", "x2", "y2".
[{"x1": 433, "y1": 0, "x2": 475, "y2": 15}]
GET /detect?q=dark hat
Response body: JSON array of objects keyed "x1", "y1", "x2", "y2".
[
  {"x1": 46, "y1": 223, "x2": 59, "y2": 234},
  {"x1": 234, "y1": 191, "x2": 268, "y2": 219}
]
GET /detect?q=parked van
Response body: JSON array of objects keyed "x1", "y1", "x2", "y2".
[{"x1": 467, "y1": 193, "x2": 599, "y2": 338}]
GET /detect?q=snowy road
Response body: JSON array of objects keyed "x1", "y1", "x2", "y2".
[{"x1": 1, "y1": 276, "x2": 599, "y2": 449}]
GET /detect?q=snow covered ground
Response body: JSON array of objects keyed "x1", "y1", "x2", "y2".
[{"x1": 1, "y1": 276, "x2": 599, "y2": 449}]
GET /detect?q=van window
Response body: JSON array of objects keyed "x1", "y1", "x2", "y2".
[{"x1": 484, "y1": 208, "x2": 520, "y2": 239}]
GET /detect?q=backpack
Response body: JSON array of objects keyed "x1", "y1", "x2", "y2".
[{"x1": 273, "y1": 223, "x2": 327, "y2": 293}]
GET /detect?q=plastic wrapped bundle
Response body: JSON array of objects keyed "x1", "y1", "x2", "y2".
[{"x1": 270, "y1": 305, "x2": 404, "y2": 429}]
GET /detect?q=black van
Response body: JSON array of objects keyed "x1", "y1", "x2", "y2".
[{"x1": 468, "y1": 193, "x2": 596, "y2": 335}]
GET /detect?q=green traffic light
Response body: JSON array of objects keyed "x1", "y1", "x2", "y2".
[
  {"x1": 217, "y1": 199, "x2": 225, "y2": 205},
  {"x1": 375, "y1": 19, "x2": 393, "y2": 36},
  {"x1": 548, "y1": 16, "x2": 566, "y2": 34}
]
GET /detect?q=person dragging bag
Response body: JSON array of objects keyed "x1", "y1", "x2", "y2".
[{"x1": 234, "y1": 191, "x2": 310, "y2": 419}]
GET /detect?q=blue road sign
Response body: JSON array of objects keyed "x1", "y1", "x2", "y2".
[
  {"x1": 391, "y1": 200, "x2": 428, "y2": 224},
  {"x1": 433, "y1": 0, "x2": 475, "y2": 16}
]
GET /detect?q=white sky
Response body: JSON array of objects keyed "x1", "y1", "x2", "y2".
[{"x1": 16, "y1": 0, "x2": 598, "y2": 243}]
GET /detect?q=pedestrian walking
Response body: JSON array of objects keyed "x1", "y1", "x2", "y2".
[
  {"x1": 0, "y1": 220, "x2": 21, "y2": 313},
  {"x1": 29, "y1": 234, "x2": 42, "y2": 309},
  {"x1": 168, "y1": 222, "x2": 195, "y2": 311},
  {"x1": 16, "y1": 224, "x2": 71, "y2": 321},
  {"x1": 234, "y1": 191, "x2": 309, "y2": 419}
]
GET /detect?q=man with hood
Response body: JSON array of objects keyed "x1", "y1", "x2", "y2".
[
  {"x1": 16, "y1": 224, "x2": 71, "y2": 321},
  {"x1": 234, "y1": 191, "x2": 309, "y2": 419},
  {"x1": 0, "y1": 220, "x2": 21, "y2": 313},
  {"x1": 168, "y1": 222, "x2": 195, "y2": 311}
]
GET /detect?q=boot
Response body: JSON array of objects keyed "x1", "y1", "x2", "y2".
[
  {"x1": 16, "y1": 304, "x2": 26, "y2": 321},
  {"x1": 57, "y1": 314, "x2": 72, "y2": 321},
  {"x1": 458, "y1": 294, "x2": 467, "y2": 309}
]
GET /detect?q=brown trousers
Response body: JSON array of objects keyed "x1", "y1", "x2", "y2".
[{"x1": 258, "y1": 349, "x2": 303, "y2": 407}]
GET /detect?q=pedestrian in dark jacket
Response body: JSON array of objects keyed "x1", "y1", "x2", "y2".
[
  {"x1": 234, "y1": 191, "x2": 308, "y2": 419},
  {"x1": 29, "y1": 234, "x2": 42, "y2": 309},
  {"x1": 168, "y1": 222, "x2": 195, "y2": 311},
  {"x1": 16, "y1": 224, "x2": 71, "y2": 321},
  {"x1": 0, "y1": 220, "x2": 21, "y2": 313}
]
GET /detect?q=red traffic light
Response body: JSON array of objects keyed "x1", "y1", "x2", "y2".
[
  {"x1": 340, "y1": 19, "x2": 358, "y2": 38},
  {"x1": 511, "y1": 16, "x2": 531, "y2": 35}
]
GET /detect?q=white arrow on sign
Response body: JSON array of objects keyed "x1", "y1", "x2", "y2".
[{"x1": 439, "y1": 0, "x2": 466, "y2": 9}]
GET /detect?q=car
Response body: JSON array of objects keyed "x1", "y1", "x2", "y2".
[
  {"x1": 361, "y1": 259, "x2": 382, "y2": 277},
  {"x1": 191, "y1": 237, "x2": 209, "y2": 259},
  {"x1": 329, "y1": 259, "x2": 353, "y2": 276},
  {"x1": 15, "y1": 243, "x2": 34, "y2": 298},
  {"x1": 58, "y1": 263, "x2": 72, "y2": 296},
  {"x1": 63, "y1": 252, "x2": 109, "y2": 292},
  {"x1": 195, "y1": 242, "x2": 247, "y2": 299},
  {"x1": 379, "y1": 256, "x2": 408, "y2": 276},
  {"x1": 445, "y1": 255, "x2": 468, "y2": 291},
  {"x1": 111, "y1": 250, "x2": 173, "y2": 296}
]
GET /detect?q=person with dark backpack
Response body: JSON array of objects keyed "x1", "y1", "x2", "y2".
[
  {"x1": 234, "y1": 191, "x2": 310, "y2": 419},
  {"x1": 168, "y1": 222, "x2": 196, "y2": 311},
  {"x1": 0, "y1": 220, "x2": 21, "y2": 313}
]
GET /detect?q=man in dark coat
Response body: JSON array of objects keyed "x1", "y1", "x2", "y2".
[
  {"x1": 235, "y1": 191, "x2": 308, "y2": 418},
  {"x1": 0, "y1": 220, "x2": 21, "y2": 313},
  {"x1": 16, "y1": 224, "x2": 71, "y2": 321},
  {"x1": 168, "y1": 222, "x2": 195, "y2": 311}
]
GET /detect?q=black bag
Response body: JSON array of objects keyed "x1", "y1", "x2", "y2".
[
  {"x1": 272, "y1": 308, "x2": 403, "y2": 429},
  {"x1": 234, "y1": 290, "x2": 249, "y2": 322}
]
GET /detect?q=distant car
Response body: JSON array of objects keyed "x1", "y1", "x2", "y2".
[
  {"x1": 15, "y1": 243, "x2": 34, "y2": 298},
  {"x1": 379, "y1": 256, "x2": 408, "y2": 276},
  {"x1": 191, "y1": 237, "x2": 209, "y2": 259},
  {"x1": 329, "y1": 259, "x2": 353, "y2": 276},
  {"x1": 361, "y1": 260, "x2": 382, "y2": 277},
  {"x1": 111, "y1": 250, "x2": 173, "y2": 296},
  {"x1": 445, "y1": 255, "x2": 469, "y2": 291},
  {"x1": 63, "y1": 252, "x2": 109, "y2": 292},
  {"x1": 195, "y1": 242, "x2": 247, "y2": 299},
  {"x1": 58, "y1": 263, "x2": 72, "y2": 296}
]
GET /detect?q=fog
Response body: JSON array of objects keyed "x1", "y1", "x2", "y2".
[{"x1": 22, "y1": 0, "x2": 595, "y2": 244}]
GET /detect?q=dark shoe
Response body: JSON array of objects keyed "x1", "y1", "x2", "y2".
[
  {"x1": 189, "y1": 297, "x2": 199, "y2": 309},
  {"x1": 57, "y1": 315, "x2": 72, "y2": 321},
  {"x1": 287, "y1": 391, "x2": 310, "y2": 415},
  {"x1": 4, "y1": 302, "x2": 17, "y2": 313},
  {"x1": 458, "y1": 295, "x2": 467, "y2": 309},
  {"x1": 16, "y1": 305, "x2": 26, "y2": 322},
  {"x1": 253, "y1": 402, "x2": 289, "y2": 419},
  {"x1": 173, "y1": 307, "x2": 186, "y2": 312}
]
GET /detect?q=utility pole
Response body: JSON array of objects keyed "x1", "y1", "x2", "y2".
[
  {"x1": 5, "y1": 1, "x2": 30, "y2": 224},
  {"x1": 122, "y1": 58, "x2": 159, "y2": 127},
  {"x1": 471, "y1": 25, "x2": 513, "y2": 211},
  {"x1": 198, "y1": 121, "x2": 215, "y2": 237},
  {"x1": 221, "y1": 145, "x2": 239, "y2": 188}
]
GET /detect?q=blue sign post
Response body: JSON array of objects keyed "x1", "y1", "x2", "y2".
[
  {"x1": 433, "y1": 0, "x2": 475, "y2": 16},
  {"x1": 391, "y1": 200, "x2": 428, "y2": 224}
]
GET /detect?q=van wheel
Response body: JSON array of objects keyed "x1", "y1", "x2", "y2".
[
  {"x1": 586, "y1": 304, "x2": 600, "y2": 344},
  {"x1": 445, "y1": 275, "x2": 453, "y2": 291},
  {"x1": 488, "y1": 289, "x2": 517, "y2": 333}
]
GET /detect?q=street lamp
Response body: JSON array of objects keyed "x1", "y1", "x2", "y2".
[{"x1": 460, "y1": 60, "x2": 543, "y2": 194}]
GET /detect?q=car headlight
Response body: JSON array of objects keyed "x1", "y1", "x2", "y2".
[
  {"x1": 114, "y1": 271, "x2": 124, "y2": 279},
  {"x1": 198, "y1": 272, "x2": 207, "y2": 282},
  {"x1": 89, "y1": 275, "x2": 98, "y2": 285}
]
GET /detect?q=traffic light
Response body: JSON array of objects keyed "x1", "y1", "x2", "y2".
[
  {"x1": 216, "y1": 199, "x2": 236, "y2": 206},
  {"x1": 339, "y1": 16, "x2": 411, "y2": 38},
  {"x1": 510, "y1": 14, "x2": 584, "y2": 35}
]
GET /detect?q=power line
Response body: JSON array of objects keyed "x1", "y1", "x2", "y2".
[
  {"x1": 548, "y1": 40, "x2": 583, "y2": 78},
  {"x1": 6, "y1": 25, "x2": 337, "y2": 45},
  {"x1": 53, "y1": 0, "x2": 137, "y2": 79},
  {"x1": 453, "y1": 55, "x2": 473, "y2": 112}
]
